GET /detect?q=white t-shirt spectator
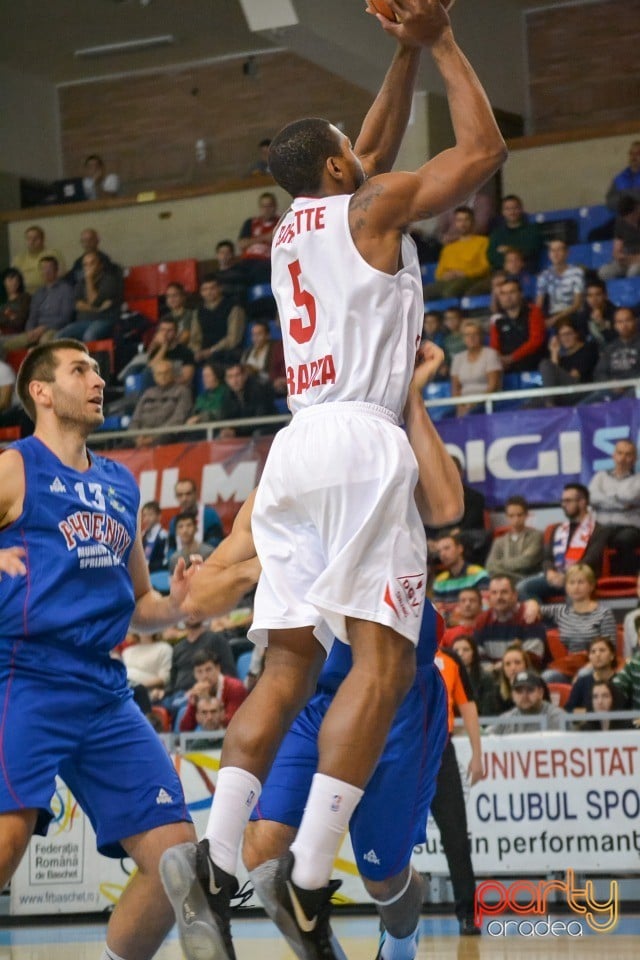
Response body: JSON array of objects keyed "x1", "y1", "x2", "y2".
[{"x1": 451, "y1": 346, "x2": 502, "y2": 395}]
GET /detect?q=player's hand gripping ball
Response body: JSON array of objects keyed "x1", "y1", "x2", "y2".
[{"x1": 368, "y1": 0, "x2": 456, "y2": 22}]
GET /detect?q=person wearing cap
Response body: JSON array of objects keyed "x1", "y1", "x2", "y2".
[{"x1": 491, "y1": 670, "x2": 566, "y2": 735}]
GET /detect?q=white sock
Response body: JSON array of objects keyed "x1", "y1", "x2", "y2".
[
  {"x1": 100, "y1": 948, "x2": 128, "y2": 960},
  {"x1": 380, "y1": 924, "x2": 420, "y2": 960},
  {"x1": 204, "y1": 766, "x2": 261, "y2": 876},
  {"x1": 290, "y1": 773, "x2": 363, "y2": 889}
]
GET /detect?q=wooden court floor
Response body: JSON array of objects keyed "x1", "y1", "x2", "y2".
[{"x1": 0, "y1": 913, "x2": 638, "y2": 960}]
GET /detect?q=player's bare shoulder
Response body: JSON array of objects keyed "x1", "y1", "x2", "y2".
[{"x1": 0, "y1": 448, "x2": 26, "y2": 528}]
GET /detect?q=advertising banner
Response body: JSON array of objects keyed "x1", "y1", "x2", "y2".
[{"x1": 11, "y1": 731, "x2": 639, "y2": 916}]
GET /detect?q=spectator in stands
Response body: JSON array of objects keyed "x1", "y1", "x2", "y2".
[
  {"x1": 487, "y1": 194, "x2": 543, "y2": 272},
  {"x1": 161, "y1": 282, "x2": 199, "y2": 346},
  {"x1": 179, "y1": 650, "x2": 247, "y2": 730},
  {"x1": 584, "y1": 680, "x2": 632, "y2": 731},
  {"x1": 168, "y1": 477, "x2": 223, "y2": 552},
  {"x1": 442, "y1": 306, "x2": 466, "y2": 366},
  {"x1": 598, "y1": 195, "x2": 640, "y2": 280},
  {"x1": 422, "y1": 310, "x2": 446, "y2": 349},
  {"x1": 523, "y1": 563, "x2": 616, "y2": 681},
  {"x1": 588, "y1": 438, "x2": 640, "y2": 571},
  {"x1": 146, "y1": 316, "x2": 195, "y2": 389},
  {"x1": 0, "y1": 344, "x2": 16, "y2": 416},
  {"x1": 141, "y1": 500, "x2": 169, "y2": 573},
  {"x1": 246, "y1": 138, "x2": 272, "y2": 177},
  {"x1": 535, "y1": 239, "x2": 585, "y2": 329},
  {"x1": 162, "y1": 617, "x2": 237, "y2": 714},
  {"x1": 518, "y1": 483, "x2": 608, "y2": 601},
  {"x1": 217, "y1": 362, "x2": 276, "y2": 437},
  {"x1": 214, "y1": 239, "x2": 249, "y2": 299},
  {"x1": 502, "y1": 248, "x2": 534, "y2": 294},
  {"x1": 605, "y1": 140, "x2": 640, "y2": 211},
  {"x1": 622, "y1": 573, "x2": 640, "y2": 660},
  {"x1": 432, "y1": 532, "x2": 490, "y2": 608},
  {"x1": 128, "y1": 358, "x2": 192, "y2": 447},
  {"x1": 168, "y1": 512, "x2": 215, "y2": 574},
  {"x1": 240, "y1": 319, "x2": 286, "y2": 395},
  {"x1": 186, "y1": 361, "x2": 230, "y2": 425},
  {"x1": 573, "y1": 279, "x2": 616, "y2": 345},
  {"x1": 427, "y1": 456, "x2": 490, "y2": 566},
  {"x1": 537, "y1": 318, "x2": 599, "y2": 404},
  {"x1": 433, "y1": 182, "x2": 495, "y2": 245},
  {"x1": 193, "y1": 274, "x2": 245, "y2": 366},
  {"x1": 424, "y1": 206, "x2": 491, "y2": 300},
  {"x1": 565, "y1": 636, "x2": 619, "y2": 713},
  {"x1": 1, "y1": 257, "x2": 74, "y2": 350},
  {"x1": 473, "y1": 574, "x2": 547, "y2": 670},
  {"x1": 450, "y1": 318, "x2": 502, "y2": 415},
  {"x1": 1, "y1": 268, "x2": 30, "y2": 336},
  {"x1": 121, "y1": 631, "x2": 173, "y2": 704},
  {"x1": 489, "y1": 277, "x2": 546, "y2": 373},
  {"x1": 189, "y1": 695, "x2": 226, "y2": 735},
  {"x1": 450, "y1": 635, "x2": 500, "y2": 716},
  {"x1": 494, "y1": 642, "x2": 534, "y2": 712},
  {"x1": 491, "y1": 670, "x2": 566, "y2": 734},
  {"x1": 485, "y1": 495, "x2": 544, "y2": 583},
  {"x1": 82, "y1": 153, "x2": 120, "y2": 199},
  {"x1": 238, "y1": 191, "x2": 279, "y2": 283},
  {"x1": 444, "y1": 586, "x2": 484, "y2": 634},
  {"x1": 66, "y1": 228, "x2": 121, "y2": 289},
  {"x1": 591, "y1": 307, "x2": 640, "y2": 397},
  {"x1": 56, "y1": 251, "x2": 122, "y2": 342},
  {"x1": 612, "y1": 647, "x2": 640, "y2": 709},
  {"x1": 11, "y1": 225, "x2": 66, "y2": 295}
]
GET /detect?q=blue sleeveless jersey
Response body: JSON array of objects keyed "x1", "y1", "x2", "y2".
[
  {"x1": 317, "y1": 596, "x2": 443, "y2": 693},
  {"x1": 0, "y1": 437, "x2": 139, "y2": 693}
]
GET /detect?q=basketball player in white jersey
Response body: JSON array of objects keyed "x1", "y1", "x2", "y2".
[{"x1": 160, "y1": 3, "x2": 506, "y2": 958}]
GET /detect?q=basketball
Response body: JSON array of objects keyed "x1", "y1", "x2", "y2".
[{"x1": 369, "y1": 0, "x2": 398, "y2": 21}]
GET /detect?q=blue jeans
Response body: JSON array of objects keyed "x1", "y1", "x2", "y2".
[{"x1": 56, "y1": 318, "x2": 115, "y2": 342}]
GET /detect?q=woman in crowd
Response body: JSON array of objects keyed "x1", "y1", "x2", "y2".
[
  {"x1": 451, "y1": 634, "x2": 500, "y2": 716},
  {"x1": 162, "y1": 282, "x2": 199, "y2": 345},
  {"x1": 538, "y1": 318, "x2": 599, "y2": 405},
  {"x1": 524, "y1": 563, "x2": 616, "y2": 680},
  {"x1": 186, "y1": 361, "x2": 230, "y2": 424},
  {"x1": 0, "y1": 267, "x2": 30, "y2": 336},
  {"x1": 121, "y1": 630, "x2": 174, "y2": 704},
  {"x1": 450, "y1": 318, "x2": 502, "y2": 416},
  {"x1": 494, "y1": 641, "x2": 534, "y2": 712},
  {"x1": 583, "y1": 679, "x2": 631, "y2": 731},
  {"x1": 565, "y1": 635, "x2": 619, "y2": 712},
  {"x1": 240, "y1": 319, "x2": 286, "y2": 394}
]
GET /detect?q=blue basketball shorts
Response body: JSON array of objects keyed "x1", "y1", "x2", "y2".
[
  {"x1": 250, "y1": 663, "x2": 448, "y2": 881},
  {"x1": 0, "y1": 676, "x2": 191, "y2": 857}
]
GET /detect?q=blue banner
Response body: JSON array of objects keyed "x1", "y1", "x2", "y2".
[{"x1": 437, "y1": 398, "x2": 640, "y2": 507}]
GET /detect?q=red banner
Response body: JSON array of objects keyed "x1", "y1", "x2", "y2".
[{"x1": 107, "y1": 437, "x2": 274, "y2": 534}]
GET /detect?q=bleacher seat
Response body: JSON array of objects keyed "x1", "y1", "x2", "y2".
[
  {"x1": 123, "y1": 264, "x2": 159, "y2": 299},
  {"x1": 565, "y1": 243, "x2": 592, "y2": 269},
  {"x1": 157, "y1": 259, "x2": 199, "y2": 294},
  {"x1": 268, "y1": 319, "x2": 282, "y2": 341},
  {"x1": 460, "y1": 294, "x2": 492, "y2": 312},
  {"x1": 5, "y1": 349, "x2": 28, "y2": 374},
  {"x1": 533, "y1": 208, "x2": 580, "y2": 245},
  {"x1": 125, "y1": 297, "x2": 160, "y2": 321},
  {"x1": 125, "y1": 371, "x2": 146, "y2": 395},
  {"x1": 424, "y1": 297, "x2": 460, "y2": 312},
  {"x1": 423, "y1": 380, "x2": 453, "y2": 421},
  {"x1": 86, "y1": 338, "x2": 115, "y2": 377},
  {"x1": 0, "y1": 426, "x2": 21, "y2": 444},
  {"x1": 493, "y1": 372, "x2": 527, "y2": 411},
  {"x1": 578, "y1": 204, "x2": 613, "y2": 243},
  {"x1": 596, "y1": 576, "x2": 637, "y2": 599},
  {"x1": 421, "y1": 263, "x2": 437, "y2": 284},
  {"x1": 246, "y1": 283, "x2": 276, "y2": 319},
  {"x1": 274, "y1": 397, "x2": 289, "y2": 415},
  {"x1": 590, "y1": 240, "x2": 614, "y2": 269},
  {"x1": 606, "y1": 277, "x2": 640, "y2": 308},
  {"x1": 150, "y1": 706, "x2": 172, "y2": 732},
  {"x1": 547, "y1": 683, "x2": 571, "y2": 708},
  {"x1": 98, "y1": 414, "x2": 127, "y2": 432},
  {"x1": 235, "y1": 651, "x2": 253, "y2": 683},
  {"x1": 518, "y1": 370, "x2": 543, "y2": 389}
]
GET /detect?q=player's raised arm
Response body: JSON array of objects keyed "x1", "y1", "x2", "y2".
[{"x1": 351, "y1": 0, "x2": 507, "y2": 265}]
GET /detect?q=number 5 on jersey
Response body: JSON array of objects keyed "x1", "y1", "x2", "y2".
[{"x1": 288, "y1": 260, "x2": 316, "y2": 344}]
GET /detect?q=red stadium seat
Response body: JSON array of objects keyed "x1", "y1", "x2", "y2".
[
  {"x1": 86, "y1": 338, "x2": 115, "y2": 375},
  {"x1": 0, "y1": 426, "x2": 21, "y2": 444},
  {"x1": 157, "y1": 259, "x2": 199, "y2": 293},
  {"x1": 150, "y1": 706, "x2": 172, "y2": 732},
  {"x1": 126, "y1": 297, "x2": 160, "y2": 321},
  {"x1": 596, "y1": 576, "x2": 637, "y2": 599},
  {"x1": 123, "y1": 264, "x2": 159, "y2": 299},
  {"x1": 547, "y1": 682, "x2": 571, "y2": 708},
  {"x1": 6, "y1": 349, "x2": 29, "y2": 374}
]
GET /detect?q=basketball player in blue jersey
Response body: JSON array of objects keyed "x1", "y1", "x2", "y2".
[
  {"x1": 161, "y1": 345, "x2": 463, "y2": 960},
  {"x1": 0, "y1": 340, "x2": 201, "y2": 960}
]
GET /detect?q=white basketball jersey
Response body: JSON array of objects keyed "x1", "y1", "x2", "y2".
[{"x1": 271, "y1": 193, "x2": 423, "y2": 419}]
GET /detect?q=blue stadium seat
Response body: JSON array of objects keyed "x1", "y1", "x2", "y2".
[
  {"x1": 607, "y1": 278, "x2": 640, "y2": 308},
  {"x1": 590, "y1": 240, "x2": 614, "y2": 269},
  {"x1": 423, "y1": 381, "x2": 453, "y2": 421},
  {"x1": 247, "y1": 283, "x2": 273, "y2": 302},
  {"x1": 533, "y1": 207, "x2": 580, "y2": 245},
  {"x1": 124, "y1": 371, "x2": 145, "y2": 395},
  {"x1": 98, "y1": 414, "x2": 127, "y2": 432},
  {"x1": 421, "y1": 262, "x2": 437, "y2": 284},
  {"x1": 519, "y1": 370, "x2": 543, "y2": 389},
  {"x1": 424, "y1": 297, "x2": 460, "y2": 312},
  {"x1": 235, "y1": 651, "x2": 253, "y2": 683},
  {"x1": 578, "y1": 204, "x2": 613, "y2": 243},
  {"x1": 150, "y1": 570, "x2": 170, "y2": 594},
  {"x1": 268, "y1": 319, "x2": 282, "y2": 340},
  {"x1": 274, "y1": 397, "x2": 289, "y2": 415},
  {"x1": 460, "y1": 294, "x2": 491, "y2": 312},
  {"x1": 565, "y1": 243, "x2": 592, "y2": 269}
]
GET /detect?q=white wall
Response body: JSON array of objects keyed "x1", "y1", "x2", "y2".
[{"x1": 0, "y1": 65, "x2": 60, "y2": 181}]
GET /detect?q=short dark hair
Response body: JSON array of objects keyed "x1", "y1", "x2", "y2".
[
  {"x1": 2, "y1": 267, "x2": 25, "y2": 292},
  {"x1": 489, "y1": 573, "x2": 517, "y2": 591},
  {"x1": 165, "y1": 282, "x2": 185, "y2": 296},
  {"x1": 216, "y1": 240, "x2": 234, "y2": 252},
  {"x1": 17, "y1": 339, "x2": 89, "y2": 421},
  {"x1": 563, "y1": 482, "x2": 589, "y2": 503},
  {"x1": 175, "y1": 477, "x2": 197, "y2": 493},
  {"x1": 260, "y1": 191, "x2": 277, "y2": 204},
  {"x1": 38, "y1": 255, "x2": 58, "y2": 270},
  {"x1": 258, "y1": 138, "x2": 272, "y2": 148},
  {"x1": 201, "y1": 273, "x2": 221, "y2": 286},
  {"x1": 192, "y1": 650, "x2": 221, "y2": 668},
  {"x1": 505, "y1": 495, "x2": 528, "y2": 511},
  {"x1": 458, "y1": 586, "x2": 482, "y2": 600},
  {"x1": 142, "y1": 500, "x2": 161, "y2": 514},
  {"x1": 84, "y1": 153, "x2": 103, "y2": 167},
  {"x1": 502, "y1": 194, "x2": 523, "y2": 206},
  {"x1": 454, "y1": 205, "x2": 474, "y2": 217},
  {"x1": 617, "y1": 194, "x2": 638, "y2": 217},
  {"x1": 269, "y1": 118, "x2": 340, "y2": 198},
  {"x1": 586, "y1": 278, "x2": 607, "y2": 293},
  {"x1": 174, "y1": 511, "x2": 197, "y2": 526}
]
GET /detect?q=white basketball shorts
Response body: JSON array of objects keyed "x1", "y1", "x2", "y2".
[{"x1": 248, "y1": 401, "x2": 427, "y2": 652}]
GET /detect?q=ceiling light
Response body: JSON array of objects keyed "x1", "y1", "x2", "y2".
[{"x1": 74, "y1": 35, "x2": 175, "y2": 58}]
